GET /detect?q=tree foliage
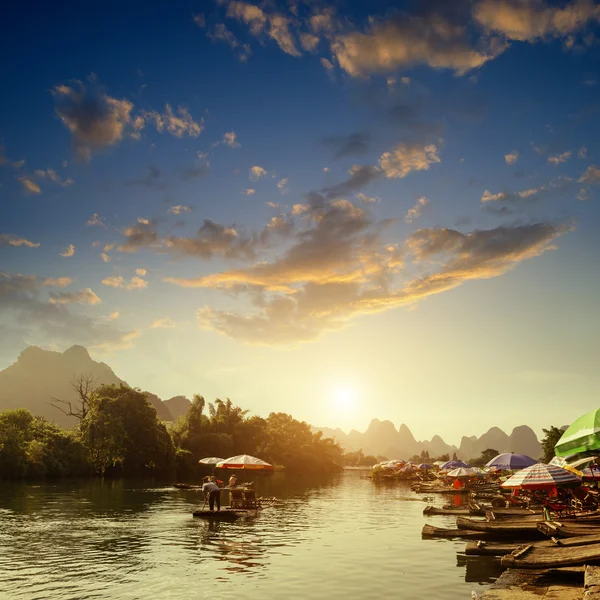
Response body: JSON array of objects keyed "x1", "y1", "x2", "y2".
[
  {"x1": 470, "y1": 448, "x2": 499, "y2": 467},
  {"x1": 541, "y1": 426, "x2": 564, "y2": 463}
]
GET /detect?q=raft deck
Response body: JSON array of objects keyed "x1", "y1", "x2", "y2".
[
  {"x1": 501, "y1": 541, "x2": 600, "y2": 568},
  {"x1": 192, "y1": 508, "x2": 260, "y2": 520}
]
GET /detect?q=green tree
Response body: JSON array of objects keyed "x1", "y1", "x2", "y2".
[
  {"x1": 80, "y1": 384, "x2": 174, "y2": 476},
  {"x1": 470, "y1": 448, "x2": 499, "y2": 467},
  {"x1": 541, "y1": 426, "x2": 564, "y2": 463}
]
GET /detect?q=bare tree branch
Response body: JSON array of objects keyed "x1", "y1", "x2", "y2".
[{"x1": 49, "y1": 373, "x2": 98, "y2": 423}]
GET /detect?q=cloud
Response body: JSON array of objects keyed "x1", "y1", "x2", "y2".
[
  {"x1": 242, "y1": 188, "x2": 256, "y2": 195},
  {"x1": 190, "y1": 212, "x2": 568, "y2": 345},
  {"x1": 0, "y1": 234, "x2": 40, "y2": 248},
  {"x1": 505, "y1": 150, "x2": 519, "y2": 164},
  {"x1": 548, "y1": 151, "x2": 572, "y2": 165},
  {"x1": 43, "y1": 277, "x2": 73, "y2": 287},
  {"x1": 322, "y1": 165, "x2": 381, "y2": 200},
  {"x1": 405, "y1": 197, "x2": 429, "y2": 223},
  {"x1": 301, "y1": 33, "x2": 320, "y2": 52},
  {"x1": 109, "y1": 311, "x2": 119, "y2": 320},
  {"x1": 169, "y1": 205, "x2": 192, "y2": 215},
  {"x1": 59, "y1": 244, "x2": 75, "y2": 257},
  {"x1": 151, "y1": 317, "x2": 176, "y2": 329},
  {"x1": 205, "y1": 23, "x2": 252, "y2": 62},
  {"x1": 226, "y1": 1, "x2": 301, "y2": 56},
  {"x1": 100, "y1": 252, "x2": 111, "y2": 263},
  {"x1": 117, "y1": 219, "x2": 158, "y2": 253},
  {"x1": 379, "y1": 143, "x2": 441, "y2": 178},
  {"x1": 331, "y1": 7, "x2": 504, "y2": 77},
  {"x1": 356, "y1": 192, "x2": 379, "y2": 204},
  {"x1": 323, "y1": 131, "x2": 370, "y2": 159},
  {"x1": 163, "y1": 219, "x2": 260, "y2": 260},
  {"x1": 249, "y1": 165, "x2": 268, "y2": 180},
  {"x1": 48, "y1": 288, "x2": 101, "y2": 305},
  {"x1": 579, "y1": 165, "x2": 600, "y2": 183},
  {"x1": 86, "y1": 213, "x2": 106, "y2": 227},
  {"x1": 277, "y1": 178, "x2": 289, "y2": 193},
  {"x1": 0, "y1": 272, "x2": 137, "y2": 354},
  {"x1": 101, "y1": 276, "x2": 148, "y2": 290},
  {"x1": 135, "y1": 268, "x2": 147, "y2": 276},
  {"x1": 0, "y1": 146, "x2": 25, "y2": 169},
  {"x1": 140, "y1": 104, "x2": 202, "y2": 138},
  {"x1": 473, "y1": 0, "x2": 600, "y2": 42},
  {"x1": 18, "y1": 176, "x2": 41, "y2": 194},
  {"x1": 33, "y1": 168, "x2": 73, "y2": 187},
  {"x1": 220, "y1": 131, "x2": 240, "y2": 147},
  {"x1": 52, "y1": 79, "x2": 136, "y2": 161}
]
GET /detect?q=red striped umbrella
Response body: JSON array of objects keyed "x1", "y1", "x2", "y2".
[
  {"x1": 216, "y1": 454, "x2": 273, "y2": 470},
  {"x1": 501, "y1": 463, "x2": 581, "y2": 489}
]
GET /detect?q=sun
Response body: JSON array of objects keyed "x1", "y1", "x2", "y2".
[{"x1": 332, "y1": 384, "x2": 358, "y2": 413}]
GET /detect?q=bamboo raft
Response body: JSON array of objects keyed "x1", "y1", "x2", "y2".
[
  {"x1": 423, "y1": 505, "x2": 471, "y2": 516},
  {"x1": 192, "y1": 508, "x2": 260, "y2": 520},
  {"x1": 422, "y1": 524, "x2": 498, "y2": 540},
  {"x1": 465, "y1": 533, "x2": 600, "y2": 556},
  {"x1": 456, "y1": 516, "x2": 547, "y2": 537},
  {"x1": 538, "y1": 521, "x2": 600, "y2": 538},
  {"x1": 501, "y1": 541, "x2": 600, "y2": 568}
]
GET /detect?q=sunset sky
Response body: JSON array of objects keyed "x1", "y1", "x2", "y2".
[{"x1": 2, "y1": 0, "x2": 600, "y2": 443}]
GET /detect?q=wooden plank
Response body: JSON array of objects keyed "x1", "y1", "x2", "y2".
[
  {"x1": 422, "y1": 524, "x2": 496, "y2": 539},
  {"x1": 465, "y1": 533, "x2": 600, "y2": 556},
  {"x1": 585, "y1": 565, "x2": 600, "y2": 588},
  {"x1": 423, "y1": 505, "x2": 471, "y2": 515},
  {"x1": 538, "y1": 521, "x2": 600, "y2": 538},
  {"x1": 501, "y1": 541, "x2": 600, "y2": 568},
  {"x1": 457, "y1": 516, "x2": 546, "y2": 536}
]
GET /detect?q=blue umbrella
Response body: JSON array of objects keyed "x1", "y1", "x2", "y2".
[
  {"x1": 485, "y1": 453, "x2": 537, "y2": 471},
  {"x1": 440, "y1": 460, "x2": 470, "y2": 470}
]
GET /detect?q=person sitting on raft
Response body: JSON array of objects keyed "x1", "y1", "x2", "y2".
[{"x1": 202, "y1": 476, "x2": 221, "y2": 512}]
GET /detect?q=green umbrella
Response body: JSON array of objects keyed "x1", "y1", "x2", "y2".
[{"x1": 555, "y1": 409, "x2": 600, "y2": 457}]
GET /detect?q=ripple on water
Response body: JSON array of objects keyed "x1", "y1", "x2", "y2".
[{"x1": 0, "y1": 475, "x2": 498, "y2": 599}]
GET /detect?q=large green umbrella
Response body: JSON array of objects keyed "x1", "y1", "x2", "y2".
[{"x1": 555, "y1": 409, "x2": 600, "y2": 457}]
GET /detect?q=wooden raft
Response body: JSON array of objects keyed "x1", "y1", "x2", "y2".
[
  {"x1": 466, "y1": 533, "x2": 600, "y2": 556},
  {"x1": 422, "y1": 524, "x2": 497, "y2": 540},
  {"x1": 423, "y1": 505, "x2": 471, "y2": 516},
  {"x1": 538, "y1": 521, "x2": 600, "y2": 538},
  {"x1": 456, "y1": 516, "x2": 546, "y2": 537},
  {"x1": 192, "y1": 508, "x2": 260, "y2": 520},
  {"x1": 501, "y1": 541, "x2": 600, "y2": 568}
]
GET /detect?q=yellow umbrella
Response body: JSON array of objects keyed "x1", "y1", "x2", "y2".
[{"x1": 563, "y1": 464, "x2": 584, "y2": 477}]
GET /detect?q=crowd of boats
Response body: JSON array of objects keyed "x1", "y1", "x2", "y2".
[{"x1": 403, "y1": 412, "x2": 600, "y2": 598}]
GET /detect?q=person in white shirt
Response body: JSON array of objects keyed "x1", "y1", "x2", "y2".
[
  {"x1": 201, "y1": 477, "x2": 221, "y2": 511},
  {"x1": 228, "y1": 475, "x2": 238, "y2": 488}
]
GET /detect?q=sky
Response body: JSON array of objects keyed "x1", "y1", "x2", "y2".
[{"x1": 2, "y1": 0, "x2": 600, "y2": 444}]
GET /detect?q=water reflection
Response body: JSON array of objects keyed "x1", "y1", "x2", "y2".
[
  {"x1": 0, "y1": 473, "x2": 499, "y2": 599},
  {"x1": 456, "y1": 554, "x2": 504, "y2": 583}
]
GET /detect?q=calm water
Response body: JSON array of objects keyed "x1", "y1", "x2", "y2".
[{"x1": 0, "y1": 472, "x2": 502, "y2": 599}]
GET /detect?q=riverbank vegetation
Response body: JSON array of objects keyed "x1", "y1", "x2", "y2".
[{"x1": 0, "y1": 384, "x2": 343, "y2": 480}]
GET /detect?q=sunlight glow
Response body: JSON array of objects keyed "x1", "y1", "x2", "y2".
[{"x1": 332, "y1": 384, "x2": 358, "y2": 414}]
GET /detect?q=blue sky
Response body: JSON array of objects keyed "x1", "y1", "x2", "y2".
[{"x1": 2, "y1": 0, "x2": 600, "y2": 443}]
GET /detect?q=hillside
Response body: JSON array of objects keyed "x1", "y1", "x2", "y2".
[{"x1": 0, "y1": 345, "x2": 173, "y2": 427}]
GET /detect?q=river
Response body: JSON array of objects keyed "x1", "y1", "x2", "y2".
[{"x1": 0, "y1": 471, "x2": 502, "y2": 599}]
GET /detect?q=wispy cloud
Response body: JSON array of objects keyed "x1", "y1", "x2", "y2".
[
  {"x1": 169, "y1": 205, "x2": 192, "y2": 215},
  {"x1": 140, "y1": 104, "x2": 203, "y2": 138},
  {"x1": 548, "y1": 151, "x2": 572, "y2": 165},
  {"x1": 277, "y1": 178, "x2": 289, "y2": 193},
  {"x1": 48, "y1": 288, "x2": 101, "y2": 305},
  {"x1": 0, "y1": 234, "x2": 40, "y2": 248},
  {"x1": 151, "y1": 317, "x2": 176, "y2": 328},
  {"x1": 405, "y1": 197, "x2": 429, "y2": 223},
  {"x1": 101, "y1": 275, "x2": 148, "y2": 290},
  {"x1": 18, "y1": 176, "x2": 41, "y2": 194},
  {"x1": 33, "y1": 168, "x2": 73, "y2": 187},
  {"x1": 86, "y1": 213, "x2": 106, "y2": 227},
  {"x1": 135, "y1": 268, "x2": 147, "y2": 276},
  {"x1": 242, "y1": 188, "x2": 256, "y2": 196},
  {"x1": 505, "y1": 150, "x2": 519, "y2": 165},
  {"x1": 59, "y1": 244, "x2": 75, "y2": 257},
  {"x1": 249, "y1": 165, "x2": 268, "y2": 180},
  {"x1": 43, "y1": 277, "x2": 73, "y2": 287}
]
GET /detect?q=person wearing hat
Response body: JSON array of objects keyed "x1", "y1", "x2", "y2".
[{"x1": 201, "y1": 476, "x2": 221, "y2": 511}]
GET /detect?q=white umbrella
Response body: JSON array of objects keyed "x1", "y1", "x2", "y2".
[
  {"x1": 447, "y1": 467, "x2": 482, "y2": 478},
  {"x1": 198, "y1": 457, "x2": 225, "y2": 465}
]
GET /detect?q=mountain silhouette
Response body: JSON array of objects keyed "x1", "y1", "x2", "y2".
[
  {"x1": 164, "y1": 395, "x2": 191, "y2": 420},
  {"x1": 313, "y1": 419, "x2": 541, "y2": 461},
  {"x1": 0, "y1": 345, "x2": 174, "y2": 427}
]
